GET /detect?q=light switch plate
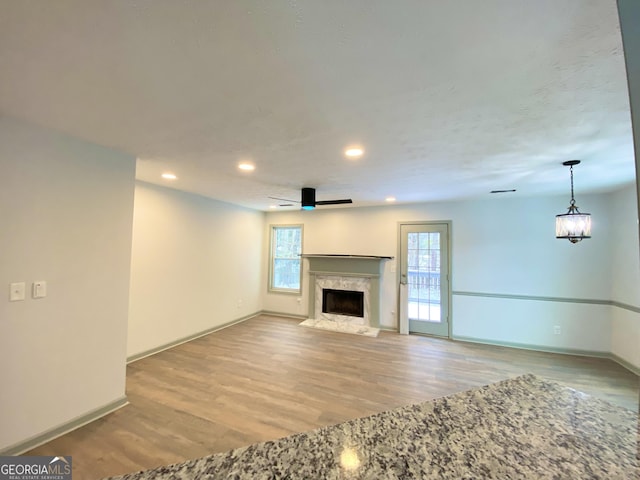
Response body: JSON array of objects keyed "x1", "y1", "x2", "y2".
[
  {"x1": 10, "y1": 282, "x2": 26, "y2": 302},
  {"x1": 32, "y1": 281, "x2": 47, "y2": 299}
]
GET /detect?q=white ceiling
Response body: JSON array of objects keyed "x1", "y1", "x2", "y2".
[{"x1": 0, "y1": 0, "x2": 635, "y2": 211}]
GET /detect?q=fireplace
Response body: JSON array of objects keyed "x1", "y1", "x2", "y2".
[
  {"x1": 322, "y1": 289, "x2": 365, "y2": 318},
  {"x1": 313, "y1": 276, "x2": 369, "y2": 325},
  {"x1": 302, "y1": 254, "x2": 392, "y2": 329}
]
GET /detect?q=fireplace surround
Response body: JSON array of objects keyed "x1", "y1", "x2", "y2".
[{"x1": 302, "y1": 254, "x2": 392, "y2": 328}]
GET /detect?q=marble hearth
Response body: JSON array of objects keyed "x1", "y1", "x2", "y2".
[{"x1": 302, "y1": 255, "x2": 392, "y2": 329}]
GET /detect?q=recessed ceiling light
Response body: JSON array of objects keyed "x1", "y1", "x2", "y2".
[
  {"x1": 385, "y1": 196, "x2": 396, "y2": 202},
  {"x1": 344, "y1": 147, "x2": 364, "y2": 158},
  {"x1": 238, "y1": 162, "x2": 255, "y2": 171},
  {"x1": 161, "y1": 172, "x2": 177, "y2": 180}
]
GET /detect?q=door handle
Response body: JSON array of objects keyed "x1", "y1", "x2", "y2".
[{"x1": 400, "y1": 273, "x2": 407, "y2": 285}]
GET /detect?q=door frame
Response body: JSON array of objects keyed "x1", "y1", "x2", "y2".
[{"x1": 396, "y1": 220, "x2": 453, "y2": 338}]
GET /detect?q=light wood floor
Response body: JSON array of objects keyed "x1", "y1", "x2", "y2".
[{"x1": 28, "y1": 315, "x2": 639, "y2": 479}]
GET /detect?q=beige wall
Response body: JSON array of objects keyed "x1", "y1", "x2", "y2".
[
  {"x1": 617, "y1": 0, "x2": 640, "y2": 372},
  {"x1": 0, "y1": 116, "x2": 136, "y2": 451},
  {"x1": 609, "y1": 184, "x2": 640, "y2": 367},
  {"x1": 127, "y1": 182, "x2": 265, "y2": 358}
]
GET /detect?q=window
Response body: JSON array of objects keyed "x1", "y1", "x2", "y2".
[{"x1": 269, "y1": 225, "x2": 303, "y2": 293}]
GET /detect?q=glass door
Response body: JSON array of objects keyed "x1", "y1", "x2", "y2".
[{"x1": 399, "y1": 223, "x2": 450, "y2": 337}]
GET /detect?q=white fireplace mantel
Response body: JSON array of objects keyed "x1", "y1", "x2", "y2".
[{"x1": 302, "y1": 254, "x2": 392, "y2": 328}]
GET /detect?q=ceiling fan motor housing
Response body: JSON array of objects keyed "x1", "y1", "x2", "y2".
[{"x1": 302, "y1": 187, "x2": 316, "y2": 209}]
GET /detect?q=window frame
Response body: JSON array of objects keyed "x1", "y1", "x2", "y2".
[{"x1": 268, "y1": 224, "x2": 303, "y2": 294}]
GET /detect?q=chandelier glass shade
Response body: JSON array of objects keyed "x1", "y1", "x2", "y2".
[{"x1": 555, "y1": 160, "x2": 591, "y2": 243}]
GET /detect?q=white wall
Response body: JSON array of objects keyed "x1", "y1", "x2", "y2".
[
  {"x1": 609, "y1": 184, "x2": 640, "y2": 368},
  {"x1": 264, "y1": 192, "x2": 614, "y2": 353},
  {"x1": 127, "y1": 182, "x2": 264, "y2": 358},
  {"x1": 0, "y1": 116, "x2": 135, "y2": 451}
]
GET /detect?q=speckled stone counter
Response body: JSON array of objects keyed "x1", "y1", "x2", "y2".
[{"x1": 105, "y1": 374, "x2": 639, "y2": 479}]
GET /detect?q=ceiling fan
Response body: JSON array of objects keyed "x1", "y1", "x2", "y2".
[{"x1": 269, "y1": 187, "x2": 353, "y2": 210}]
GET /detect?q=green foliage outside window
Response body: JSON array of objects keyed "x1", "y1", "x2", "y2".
[{"x1": 270, "y1": 225, "x2": 302, "y2": 292}]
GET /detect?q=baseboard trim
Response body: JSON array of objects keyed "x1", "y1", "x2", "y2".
[
  {"x1": 127, "y1": 311, "x2": 262, "y2": 364},
  {"x1": 260, "y1": 310, "x2": 308, "y2": 320},
  {"x1": 611, "y1": 353, "x2": 640, "y2": 376},
  {"x1": 1, "y1": 396, "x2": 128, "y2": 456},
  {"x1": 452, "y1": 335, "x2": 640, "y2": 377},
  {"x1": 379, "y1": 326, "x2": 399, "y2": 333},
  {"x1": 452, "y1": 335, "x2": 610, "y2": 358}
]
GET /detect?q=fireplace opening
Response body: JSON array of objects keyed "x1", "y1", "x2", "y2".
[{"x1": 322, "y1": 289, "x2": 364, "y2": 318}]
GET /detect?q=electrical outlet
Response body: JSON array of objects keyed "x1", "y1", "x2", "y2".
[
  {"x1": 10, "y1": 282, "x2": 26, "y2": 302},
  {"x1": 553, "y1": 325, "x2": 561, "y2": 335}
]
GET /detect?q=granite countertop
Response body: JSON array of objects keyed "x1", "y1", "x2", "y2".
[{"x1": 106, "y1": 374, "x2": 639, "y2": 479}]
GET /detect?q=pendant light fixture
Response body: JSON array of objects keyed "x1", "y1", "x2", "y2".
[{"x1": 555, "y1": 160, "x2": 591, "y2": 243}]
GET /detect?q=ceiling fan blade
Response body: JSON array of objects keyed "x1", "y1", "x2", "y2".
[
  {"x1": 269, "y1": 196, "x2": 299, "y2": 203},
  {"x1": 279, "y1": 203, "x2": 294, "y2": 207},
  {"x1": 300, "y1": 188, "x2": 353, "y2": 209},
  {"x1": 315, "y1": 199, "x2": 353, "y2": 205}
]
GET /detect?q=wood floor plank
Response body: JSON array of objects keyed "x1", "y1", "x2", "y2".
[{"x1": 26, "y1": 315, "x2": 638, "y2": 479}]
